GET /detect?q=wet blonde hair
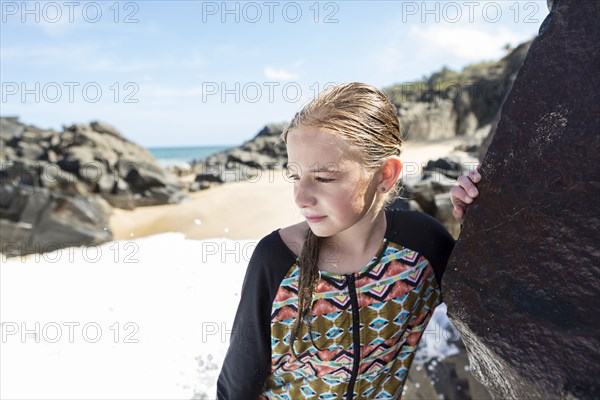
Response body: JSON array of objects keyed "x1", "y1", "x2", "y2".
[{"x1": 279, "y1": 82, "x2": 404, "y2": 358}]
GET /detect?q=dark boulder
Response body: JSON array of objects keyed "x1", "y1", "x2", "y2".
[
  {"x1": 1, "y1": 118, "x2": 186, "y2": 208},
  {"x1": 0, "y1": 116, "x2": 25, "y2": 140},
  {"x1": 443, "y1": 0, "x2": 600, "y2": 398},
  {"x1": 423, "y1": 155, "x2": 476, "y2": 180},
  {"x1": 191, "y1": 123, "x2": 287, "y2": 189},
  {"x1": 0, "y1": 184, "x2": 112, "y2": 257},
  {"x1": 90, "y1": 120, "x2": 124, "y2": 139},
  {"x1": 0, "y1": 117, "x2": 187, "y2": 257}
]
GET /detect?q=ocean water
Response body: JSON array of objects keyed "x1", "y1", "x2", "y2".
[{"x1": 148, "y1": 145, "x2": 233, "y2": 169}]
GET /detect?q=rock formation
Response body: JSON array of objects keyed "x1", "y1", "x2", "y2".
[
  {"x1": 385, "y1": 41, "x2": 531, "y2": 142},
  {"x1": 388, "y1": 153, "x2": 480, "y2": 239},
  {"x1": 0, "y1": 118, "x2": 187, "y2": 257},
  {"x1": 443, "y1": 0, "x2": 600, "y2": 398},
  {"x1": 189, "y1": 123, "x2": 288, "y2": 190}
]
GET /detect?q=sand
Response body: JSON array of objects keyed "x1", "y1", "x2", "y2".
[
  {"x1": 110, "y1": 169, "x2": 303, "y2": 242},
  {"x1": 109, "y1": 137, "x2": 471, "y2": 241}
]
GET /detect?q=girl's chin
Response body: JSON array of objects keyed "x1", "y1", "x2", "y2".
[{"x1": 308, "y1": 224, "x2": 338, "y2": 239}]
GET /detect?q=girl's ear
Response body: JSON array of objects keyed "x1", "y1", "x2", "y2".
[{"x1": 380, "y1": 156, "x2": 403, "y2": 187}]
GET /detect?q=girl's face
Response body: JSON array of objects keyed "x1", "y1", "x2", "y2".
[{"x1": 286, "y1": 127, "x2": 381, "y2": 237}]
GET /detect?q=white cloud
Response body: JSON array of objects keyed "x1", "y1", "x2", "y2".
[
  {"x1": 369, "y1": 19, "x2": 538, "y2": 83},
  {"x1": 409, "y1": 24, "x2": 530, "y2": 61},
  {"x1": 264, "y1": 67, "x2": 300, "y2": 80}
]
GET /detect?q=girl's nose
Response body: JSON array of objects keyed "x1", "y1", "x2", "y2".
[{"x1": 294, "y1": 179, "x2": 317, "y2": 208}]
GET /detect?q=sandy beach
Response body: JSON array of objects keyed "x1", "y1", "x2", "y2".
[{"x1": 109, "y1": 137, "x2": 472, "y2": 241}]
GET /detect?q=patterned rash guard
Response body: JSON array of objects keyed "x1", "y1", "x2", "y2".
[{"x1": 217, "y1": 208, "x2": 455, "y2": 400}]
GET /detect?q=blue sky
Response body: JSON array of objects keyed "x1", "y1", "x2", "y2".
[{"x1": 1, "y1": 1, "x2": 548, "y2": 147}]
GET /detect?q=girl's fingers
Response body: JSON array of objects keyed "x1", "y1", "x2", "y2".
[
  {"x1": 452, "y1": 204, "x2": 465, "y2": 223},
  {"x1": 450, "y1": 186, "x2": 464, "y2": 206},
  {"x1": 450, "y1": 187, "x2": 472, "y2": 208},
  {"x1": 469, "y1": 168, "x2": 481, "y2": 184},
  {"x1": 456, "y1": 176, "x2": 478, "y2": 199}
]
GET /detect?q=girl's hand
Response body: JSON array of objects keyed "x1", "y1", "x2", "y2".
[{"x1": 450, "y1": 164, "x2": 481, "y2": 225}]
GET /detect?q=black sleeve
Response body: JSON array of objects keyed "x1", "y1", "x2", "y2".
[
  {"x1": 216, "y1": 232, "x2": 292, "y2": 399},
  {"x1": 386, "y1": 208, "x2": 456, "y2": 288}
]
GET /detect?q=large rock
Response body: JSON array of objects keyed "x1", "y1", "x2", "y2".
[
  {"x1": 386, "y1": 41, "x2": 531, "y2": 142},
  {"x1": 190, "y1": 123, "x2": 287, "y2": 190},
  {"x1": 397, "y1": 100, "x2": 457, "y2": 141},
  {"x1": 0, "y1": 118, "x2": 187, "y2": 257},
  {"x1": 0, "y1": 184, "x2": 112, "y2": 257},
  {"x1": 443, "y1": 1, "x2": 600, "y2": 398},
  {"x1": 0, "y1": 118, "x2": 186, "y2": 208}
]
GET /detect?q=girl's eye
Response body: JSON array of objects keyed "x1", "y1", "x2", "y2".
[{"x1": 286, "y1": 175, "x2": 335, "y2": 183}]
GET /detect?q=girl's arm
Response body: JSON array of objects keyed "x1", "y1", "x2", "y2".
[{"x1": 216, "y1": 239, "x2": 275, "y2": 399}]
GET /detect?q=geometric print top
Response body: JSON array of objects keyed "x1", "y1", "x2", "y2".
[
  {"x1": 217, "y1": 208, "x2": 455, "y2": 400},
  {"x1": 262, "y1": 242, "x2": 442, "y2": 399}
]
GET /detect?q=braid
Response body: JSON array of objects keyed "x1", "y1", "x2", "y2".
[{"x1": 289, "y1": 228, "x2": 323, "y2": 360}]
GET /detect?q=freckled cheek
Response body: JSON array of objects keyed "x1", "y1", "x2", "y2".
[{"x1": 338, "y1": 183, "x2": 368, "y2": 211}]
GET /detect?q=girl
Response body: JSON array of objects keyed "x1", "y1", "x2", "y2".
[{"x1": 217, "y1": 82, "x2": 480, "y2": 399}]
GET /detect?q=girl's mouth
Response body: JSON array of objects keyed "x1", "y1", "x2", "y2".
[{"x1": 305, "y1": 216, "x2": 326, "y2": 223}]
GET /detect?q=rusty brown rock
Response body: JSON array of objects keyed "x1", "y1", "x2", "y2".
[{"x1": 443, "y1": 0, "x2": 600, "y2": 399}]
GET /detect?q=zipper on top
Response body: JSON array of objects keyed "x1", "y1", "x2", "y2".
[{"x1": 345, "y1": 273, "x2": 361, "y2": 400}]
